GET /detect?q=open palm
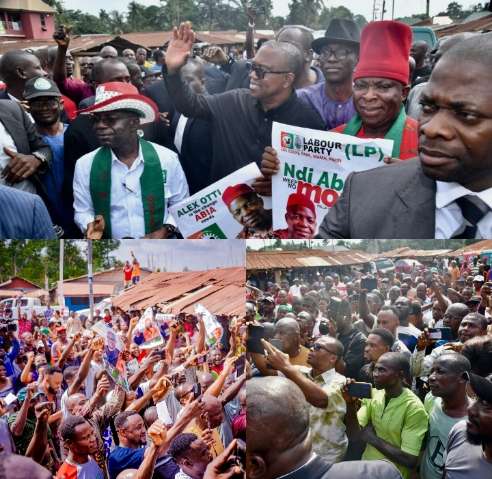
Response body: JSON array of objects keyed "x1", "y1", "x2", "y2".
[{"x1": 165, "y1": 22, "x2": 196, "y2": 73}]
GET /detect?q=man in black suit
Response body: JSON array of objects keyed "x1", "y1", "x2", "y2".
[
  {"x1": 247, "y1": 376, "x2": 403, "y2": 479},
  {"x1": 0, "y1": 99, "x2": 52, "y2": 196},
  {"x1": 319, "y1": 34, "x2": 492, "y2": 239}
]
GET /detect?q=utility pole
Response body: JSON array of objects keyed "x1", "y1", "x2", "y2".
[
  {"x1": 87, "y1": 240, "x2": 94, "y2": 323},
  {"x1": 381, "y1": 0, "x2": 386, "y2": 20},
  {"x1": 58, "y1": 239, "x2": 64, "y2": 310},
  {"x1": 426, "y1": 0, "x2": 430, "y2": 18},
  {"x1": 392, "y1": 0, "x2": 395, "y2": 19}
]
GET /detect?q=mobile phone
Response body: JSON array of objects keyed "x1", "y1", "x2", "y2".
[
  {"x1": 269, "y1": 338, "x2": 284, "y2": 352},
  {"x1": 197, "y1": 353, "x2": 207, "y2": 365},
  {"x1": 192, "y1": 383, "x2": 201, "y2": 399},
  {"x1": 347, "y1": 382, "x2": 372, "y2": 399},
  {"x1": 361, "y1": 277, "x2": 377, "y2": 291},
  {"x1": 428, "y1": 327, "x2": 453, "y2": 341},
  {"x1": 247, "y1": 324, "x2": 265, "y2": 354},
  {"x1": 235, "y1": 355, "x2": 246, "y2": 376},
  {"x1": 318, "y1": 321, "x2": 330, "y2": 336}
]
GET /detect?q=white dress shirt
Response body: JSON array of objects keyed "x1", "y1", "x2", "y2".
[
  {"x1": 0, "y1": 121, "x2": 36, "y2": 193},
  {"x1": 435, "y1": 181, "x2": 492, "y2": 238},
  {"x1": 73, "y1": 141, "x2": 189, "y2": 238}
]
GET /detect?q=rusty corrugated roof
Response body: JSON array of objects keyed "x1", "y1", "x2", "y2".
[
  {"x1": 61, "y1": 283, "x2": 117, "y2": 297},
  {"x1": 246, "y1": 249, "x2": 373, "y2": 270},
  {"x1": 112, "y1": 267, "x2": 245, "y2": 316},
  {"x1": 447, "y1": 240, "x2": 492, "y2": 256},
  {"x1": 435, "y1": 13, "x2": 492, "y2": 37},
  {"x1": 375, "y1": 247, "x2": 451, "y2": 259}
]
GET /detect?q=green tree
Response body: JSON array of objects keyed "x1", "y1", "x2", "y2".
[
  {"x1": 287, "y1": 0, "x2": 324, "y2": 28},
  {"x1": 446, "y1": 1, "x2": 465, "y2": 19},
  {"x1": 127, "y1": 1, "x2": 148, "y2": 32}
]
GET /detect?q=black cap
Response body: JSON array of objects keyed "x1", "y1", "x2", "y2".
[
  {"x1": 23, "y1": 76, "x2": 61, "y2": 101},
  {"x1": 468, "y1": 372, "x2": 492, "y2": 403},
  {"x1": 312, "y1": 18, "x2": 360, "y2": 54}
]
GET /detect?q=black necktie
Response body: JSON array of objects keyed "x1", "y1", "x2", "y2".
[{"x1": 452, "y1": 195, "x2": 490, "y2": 239}]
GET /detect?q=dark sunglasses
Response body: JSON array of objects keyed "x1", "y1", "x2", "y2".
[
  {"x1": 246, "y1": 61, "x2": 291, "y2": 80},
  {"x1": 311, "y1": 343, "x2": 338, "y2": 355}
]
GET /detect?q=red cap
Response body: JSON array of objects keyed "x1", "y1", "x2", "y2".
[
  {"x1": 222, "y1": 184, "x2": 254, "y2": 207},
  {"x1": 56, "y1": 326, "x2": 66, "y2": 333},
  {"x1": 354, "y1": 21, "x2": 412, "y2": 85},
  {"x1": 286, "y1": 193, "x2": 316, "y2": 215}
]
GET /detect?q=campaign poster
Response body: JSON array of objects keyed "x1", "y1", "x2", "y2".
[
  {"x1": 169, "y1": 163, "x2": 272, "y2": 239},
  {"x1": 271, "y1": 122, "x2": 394, "y2": 238}
]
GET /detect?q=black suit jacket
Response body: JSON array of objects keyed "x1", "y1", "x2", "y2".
[
  {"x1": 225, "y1": 60, "x2": 250, "y2": 91},
  {"x1": 318, "y1": 158, "x2": 436, "y2": 239},
  {"x1": 0, "y1": 99, "x2": 52, "y2": 161},
  {"x1": 171, "y1": 112, "x2": 213, "y2": 195}
]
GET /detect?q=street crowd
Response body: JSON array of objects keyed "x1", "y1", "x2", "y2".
[
  {"x1": 0, "y1": 298, "x2": 246, "y2": 479},
  {"x1": 246, "y1": 254, "x2": 492, "y2": 479},
  {"x1": 0, "y1": 10, "x2": 491, "y2": 239}
]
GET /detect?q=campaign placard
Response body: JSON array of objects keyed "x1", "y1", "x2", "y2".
[
  {"x1": 271, "y1": 122, "x2": 394, "y2": 237},
  {"x1": 169, "y1": 163, "x2": 270, "y2": 239}
]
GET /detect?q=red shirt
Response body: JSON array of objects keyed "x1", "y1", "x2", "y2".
[
  {"x1": 124, "y1": 265, "x2": 132, "y2": 281},
  {"x1": 332, "y1": 116, "x2": 419, "y2": 160}
]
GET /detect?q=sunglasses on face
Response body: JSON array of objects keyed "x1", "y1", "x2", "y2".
[
  {"x1": 246, "y1": 61, "x2": 291, "y2": 80},
  {"x1": 311, "y1": 343, "x2": 338, "y2": 355}
]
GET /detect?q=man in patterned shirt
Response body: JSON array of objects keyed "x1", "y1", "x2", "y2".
[{"x1": 262, "y1": 336, "x2": 348, "y2": 463}]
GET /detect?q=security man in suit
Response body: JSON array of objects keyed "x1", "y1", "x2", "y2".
[{"x1": 318, "y1": 34, "x2": 492, "y2": 239}]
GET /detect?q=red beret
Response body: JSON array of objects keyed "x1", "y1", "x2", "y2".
[
  {"x1": 354, "y1": 20, "x2": 412, "y2": 85},
  {"x1": 222, "y1": 184, "x2": 255, "y2": 207},
  {"x1": 286, "y1": 193, "x2": 316, "y2": 215}
]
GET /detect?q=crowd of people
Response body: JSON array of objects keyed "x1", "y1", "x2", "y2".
[
  {"x1": 0, "y1": 9, "x2": 491, "y2": 239},
  {"x1": 0, "y1": 298, "x2": 246, "y2": 479},
  {"x1": 246, "y1": 253, "x2": 492, "y2": 478}
]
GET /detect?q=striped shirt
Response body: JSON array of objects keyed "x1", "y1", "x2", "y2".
[{"x1": 0, "y1": 185, "x2": 55, "y2": 239}]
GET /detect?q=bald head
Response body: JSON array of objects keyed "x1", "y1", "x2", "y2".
[
  {"x1": 100, "y1": 45, "x2": 118, "y2": 58},
  {"x1": 247, "y1": 376, "x2": 309, "y2": 452},
  {"x1": 275, "y1": 317, "x2": 300, "y2": 335},
  {"x1": 0, "y1": 50, "x2": 46, "y2": 88},
  {"x1": 276, "y1": 25, "x2": 314, "y2": 60},
  {"x1": 117, "y1": 470, "x2": 138, "y2": 479},
  {"x1": 0, "y1": 454, "x2": 52, "y2": 479}
]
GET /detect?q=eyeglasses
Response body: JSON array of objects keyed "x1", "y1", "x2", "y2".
[
  {"x1": 319, "y1": 47, "x2": 353, "y2": 60},
  {"x1": 311, "y1": 343, "x2": 338, "y2": 355},
  {"x1": 246, "y1": 61, "x2": 291, "y2": 80}
]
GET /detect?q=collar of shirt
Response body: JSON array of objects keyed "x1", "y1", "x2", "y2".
[
  {"x1": 255, "y1": 91, "x2": 298, "y2": 117},
  {"x1": 436, "y1": 181, "x2": 492, "y2": 209},
  {"x1": 435, "y1": 181, "x2": 492, "y2": 238}
]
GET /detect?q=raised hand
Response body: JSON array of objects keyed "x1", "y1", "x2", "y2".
[
  {"x1": 165, "y1": 22, "x2": 196, "y2": 74},
  {"x1": 53, "y1": 25, "x2": 71, "y2": 48}
]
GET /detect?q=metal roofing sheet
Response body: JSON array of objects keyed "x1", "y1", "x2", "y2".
[
  {"x1": 246, "y1": 249, "x2": 373, "y2": 270},
  {"x1": 447, "y1": 240, "x2": 492, "y2": 256},
  {"x1": 61, "y1": 283, "x2": 116, "y2": 297},
  {"x1": 112, "y1": 268, "x2": 245, "y2": 316}
]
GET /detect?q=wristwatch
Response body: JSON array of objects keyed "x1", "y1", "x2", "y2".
[{"x1": 32, "y1": 151, "x2": 48, "y2": 172}]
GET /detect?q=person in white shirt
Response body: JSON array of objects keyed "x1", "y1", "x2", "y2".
[{"x1": 73, "y1": 81, "x2": 189, "y2": 239}]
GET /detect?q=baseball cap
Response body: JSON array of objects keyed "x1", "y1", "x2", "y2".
[
  {"x1": 16, "y1": 387, "x2": 44, "y2": 403},
  {"x1": 466, "y1": 296, "x2": 482, "y2": 305},
  {"x1": 260, "y1": 296, "x2": 275, "y2": 304},
  {"x1": 23, "y1": 76, "x2": 61, "y2": 101},
  {"x1": 467, "y1": 372, "x2": 492, "y2": 403},
  {"x1": 473, "y1": 275, "x2": 485, "y2": 282}
]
